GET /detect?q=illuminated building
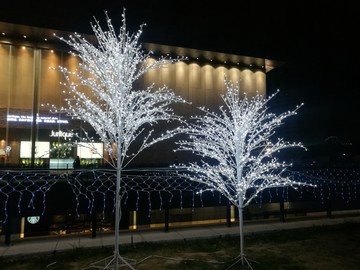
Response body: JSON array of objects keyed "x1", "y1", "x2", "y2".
[{"x1": 0, "y1": 21, "x2": 284, "y2": 238}]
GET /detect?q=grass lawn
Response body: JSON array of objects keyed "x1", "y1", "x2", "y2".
[{"x1": 0, "y1": 221, "x2": 359, "y2": 269}]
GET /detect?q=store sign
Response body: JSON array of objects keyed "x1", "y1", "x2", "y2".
[
  {"x1": 7, "y1": 114, "x2": 68, "y2": 124},
  {"x1": 27, "y1": 216, "x2": 40, "y2": 224},
  {"x1": 49, "y1": 130, "x2": 74, "y2": 139}
]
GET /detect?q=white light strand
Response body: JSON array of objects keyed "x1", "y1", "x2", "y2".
[
  {"x1": 174, "y1": 78, "x2": 314, "y2": 209},
  {"x1": 0, "y1": 168, "x2": 359, "y2": 223},
  {"x1": 49, "y1": 10, "x2": 189, "y2": 169},
  {"x1": 0, "y1": 170, "x2": 59, "y2": 221}
]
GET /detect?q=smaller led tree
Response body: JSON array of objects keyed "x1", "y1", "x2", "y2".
[{"x1": 174, "y1": 78, "x2": 312, "y2": 267}]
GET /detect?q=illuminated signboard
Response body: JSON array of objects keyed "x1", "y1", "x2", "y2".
[
  {"x1": 77, "y1": 143, "x2": 103, "y2": 158},
  {"x1": 20, "y1": 141, "x2": 50, "y2": 158},
  {"x1": 49, "y1": 130, "x2": 74, "y2": 139},
  {"x1": 27, "y1": 216, "x2": 40, "y2": 224},
  {"x1": 7, "y1": 114, "x2": 68, "y2": 124}
]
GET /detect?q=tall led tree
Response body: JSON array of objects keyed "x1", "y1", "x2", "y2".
[
  {"x1": 174, "y1": 78, "x2": 311, "y2": 267},
  {"x1": 53, "y1": 10, "x2": 187, "y2": 269}
]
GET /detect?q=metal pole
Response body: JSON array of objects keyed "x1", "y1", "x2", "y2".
[
  {"x1": 238, "y1": 198, "x2": 244, "y2": 266},
  {"x1": 114, "y1": 146, "x2": 121, "y2": 270}
]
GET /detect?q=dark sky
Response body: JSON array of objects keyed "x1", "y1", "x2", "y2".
[{"x1": 1, "y1": 1, "x2": 359, "y2": 146}]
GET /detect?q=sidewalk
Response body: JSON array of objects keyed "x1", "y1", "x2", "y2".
[{"x1": 1, "y1": 215, "x2": 360, "y2": 257}]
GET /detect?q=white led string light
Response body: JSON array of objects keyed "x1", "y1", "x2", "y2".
[{"x1": 1, "y1": 168, "x2": 359, "y2": 221}]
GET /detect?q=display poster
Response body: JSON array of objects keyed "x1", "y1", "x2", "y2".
[
  {"x1": 20, "y1": 141, "x2": 50, "y2": 158},
  {"x1": 77, "y1": 143, "x2": 103, "y2": 158}
]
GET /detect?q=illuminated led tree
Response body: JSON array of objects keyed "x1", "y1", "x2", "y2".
[
  {"x1": 174, "y1": 78, "x2": 311, "y2": 267},
  {"x1": 53, "y1": 10, "x2": 187, "y2": 269}
]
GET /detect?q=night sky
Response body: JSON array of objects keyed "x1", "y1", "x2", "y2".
[{"x1": 1, "y1": 1, "x2": 358, "y2": 147}]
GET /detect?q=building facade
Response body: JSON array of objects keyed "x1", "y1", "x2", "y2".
[{"x1": 0, "y1": 21, "x2": 273, "y2": 169}]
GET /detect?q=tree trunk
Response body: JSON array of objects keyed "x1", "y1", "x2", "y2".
[
  {"x1": 238, "y1": 203, "x2": 245, "y2": 265},
  {"x1": 114, "y1": 156, "x2": 122, "y2": 269}
]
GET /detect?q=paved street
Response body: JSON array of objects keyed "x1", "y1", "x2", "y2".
[{"x1": 1, "y1": 214, "x2": 359, "y2": 257}]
